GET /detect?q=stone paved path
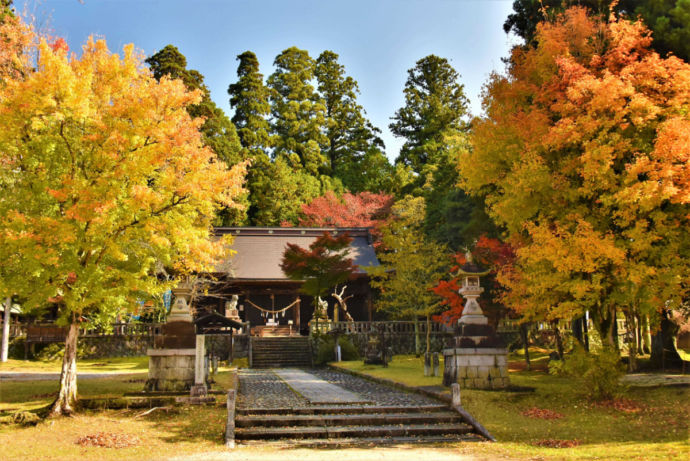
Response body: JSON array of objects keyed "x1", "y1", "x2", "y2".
[
  {"x1": 621, "y1": 373, "x2": 690, "y2": 387},
  {"x1": 238, "y1": 368, "x2": 438, "y2": 409},
  {"x1": 273, "y1": 368, "x2": 370, "y2": 404},
  {"x1": 238, "y1": 369, "x2": 308, "y2": 409}
]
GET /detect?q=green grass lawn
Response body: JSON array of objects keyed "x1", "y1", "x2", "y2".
[
  {"x1": 0, "y1": 356, "x2": 149, "y2": 373},
  {"x1": 333, "y1": 354, "x2": 690, "y2": 461}
]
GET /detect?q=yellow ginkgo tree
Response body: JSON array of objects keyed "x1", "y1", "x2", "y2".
[{"x1": 0, "y1": 29, "x2": 246, "y2": 415}]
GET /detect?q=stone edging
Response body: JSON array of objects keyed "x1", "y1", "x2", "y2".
[{"x1": 327, "y1": 363, "x2": 496, "y2": 442}]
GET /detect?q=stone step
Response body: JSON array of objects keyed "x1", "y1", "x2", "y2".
[
  {"x1": 236, "y1": 411, "x2": 462, "y2": 428},
  {"x1": 252, "y1": 362, "x2": 311, "y2": 368},
  {"x1": 235, "y1": 423, "x2": 473, "y2": 440},
  {"x1": 237, "y1": 404, "x2": 449, "y2": 416},
  {"x1": 237, "y1": 433, "x2": 485, "y2": 447}
]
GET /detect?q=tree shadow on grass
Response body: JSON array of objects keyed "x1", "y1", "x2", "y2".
[{"x1": 144, "y1": 405, "x2": 227, "y2": 446}]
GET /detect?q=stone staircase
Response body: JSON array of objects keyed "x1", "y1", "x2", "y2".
[
  {"x1": 235, "y1": 404, "x2": 482, "y2": 446},
  {"x1": 250, "y1": 336, "x2": 312, "y2": 368},
  {"x1": 251, "y1": 325, "x2": 299, "y2": 337}
]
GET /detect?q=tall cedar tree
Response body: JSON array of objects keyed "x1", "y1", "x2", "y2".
[
  {"x1": 259, "y1": 47, "x2": 341, "y2": 225},
  {"x1": 268, "y1": 47, "x2": 329, "y2": 176},
  {"x1": 146, "y1": 45, "x2": 247, "y2": 225},
  {"x1": 280, "y1": 232, "x2": 357, "y2": 316},
  {"x1": 390, "y1": 55, "x2": 469, "y2": 179},
  {"x1": 462, "y1": 7, "x2": 690, "y2": 356},
  {"x1": 0, "y1": 33, "x2": 246, "y2": 414},
  {"x1": 227, "y1": 51, "x2": 277, "y2": 224},
  {"x1": 314, "y1": 51, "x2": 391, "y2": 192},
  {"x1": 504, "y1": 0, "x2": 690, "y2": 62},
  {"x1": 389, "y1": 55, "x2": 494, "y2": 249},
  {"x1": 367, "y1": 197, "x2": 449, "y2": 357}
]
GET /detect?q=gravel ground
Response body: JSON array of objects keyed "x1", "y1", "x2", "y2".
[{"x1": 237, "y1": 368, "x2": 438, "y2": 409}]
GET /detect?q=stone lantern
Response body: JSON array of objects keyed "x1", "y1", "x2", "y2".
[
  {"x1": 442, "y1": 251, "x2": 509, "y2": 389},
  {"x1": 456, "y1": 252, "x2": 491, "y2": 325}
]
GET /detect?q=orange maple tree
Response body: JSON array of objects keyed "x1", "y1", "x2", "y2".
[{"x1": 459, "y1": 7, "x2": 690, "y2": 352}]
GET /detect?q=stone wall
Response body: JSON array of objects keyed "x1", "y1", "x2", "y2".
[
  {"x1": 79, "y1": 335, "x2": 154, "y2": 359},
  {"x1": 443, "y1": 347, "x2": 509, "y2": 389},
  {"x1": 345, "y1": 332, "x2": 452, "y2": 356},
  {"x1": 145, "y1": 349, "x2": 195, "y2": 391}
]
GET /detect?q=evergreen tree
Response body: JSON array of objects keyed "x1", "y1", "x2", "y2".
[
  {"x1": 389, "y1": 55, "x2": 490, "y2": 248},
  {"x1": 1, "y1": 0, "x2": 13, "y2": 17},
  {"x1": 267, "y1": 47, "x2": 329, "y2": 176},
  {"x1": 389, "y1": 55, "x2": 469, "y2": 181},
  {"x1": 251, "y1": 157, "x2": 323, "y2": 226},
  {"x1": 228, "y1": 51, "x2": 273, "y2": 158},
  {"x1": 228, "y1": 51, "x2": 275, "y2": 224},
  {"x1": 314, "y1": 51, "x2": 390, "y2": 192},
  {"x1": 146, "y1": 45, "x2": 246, "y2": 224}
]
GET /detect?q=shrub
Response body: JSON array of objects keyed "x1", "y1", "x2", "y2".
[
  {"x1": 34, "y1": 341, "x2": 90, "y2": 361},
  {"x1": 549, "y1": 345, "x2": 626, "y2": 401},
  {"x1": 314, "y1": 334, "x2": 359, "y2": 365}
]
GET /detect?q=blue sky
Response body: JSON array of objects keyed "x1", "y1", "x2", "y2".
[{"x1": 19, "y1": 0, "x2": 518, "y2": 161}]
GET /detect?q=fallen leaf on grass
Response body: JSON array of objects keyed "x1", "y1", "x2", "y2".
[
  {"x1": 594, "y1": 398, "x2": 646, "y2": 413},
  {"x1": 30, "y1": 393, "x2": 57, "y2": 399},
  {"x1": 75, "y1": 432, "x2": 141, "y2": 449},
  {"x1": 521, "y1": 407, "x2": 564, "y2": 420},
  {"x1": 533, "y1": 439, "x2": 581, "y2": 448}
]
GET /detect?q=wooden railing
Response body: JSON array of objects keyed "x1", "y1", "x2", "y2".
[
  {"x1": 309, "y1": 320, "x2": 452, "y2": 336},
  {"x1": 80, "y1": 322, "x2": 162, "y2": 337}
]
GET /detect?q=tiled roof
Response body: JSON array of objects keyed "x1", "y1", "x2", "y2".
[{"x1": 213, "y1": 227, "x2": 380, "y2": 280}]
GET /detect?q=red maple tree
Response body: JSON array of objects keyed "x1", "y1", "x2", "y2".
[{"x1": 290, "y1": 191, "x2": 393, "y2": 245}]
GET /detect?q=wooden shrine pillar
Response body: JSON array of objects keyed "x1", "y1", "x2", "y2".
[
  {"x1": 366, "y1": 291, "x2": 373, "y2": 322},
  {"x1": 294, "y1": 296, "x2": 301, "y2": 333}
]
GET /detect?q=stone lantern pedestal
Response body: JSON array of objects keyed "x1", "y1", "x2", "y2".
[
  {"x1": 146, "y1": 280, "x2": 205, "y2": 392},
  {"x1": 442, "y1": 256, "x2": 509, "y2": 389}
]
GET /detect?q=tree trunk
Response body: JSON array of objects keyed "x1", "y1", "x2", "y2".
[
  {"x1": 520, "y1": 323, "x2": 531, "y2": 371},
  {"x1": 1, "y1": 297, "x2": 10, "y2": 363},
  {"x1": 425, "y1": 314, "x2": 431, "y2": 357},
  {"x1": 592, "y1": 306, "x2": 618, "y2": 351},
  {"x1": 50, "y1": 321, "x2": 79, "y2": 416},
  {"x1": 583, "y1": 312, "x2": 590, "y2": 352},
  {"x1": 414, "y1": 318, "x2": 420, "y2": 357},
  {"x1": 626, "y1": 312, "x2": 638, "y2": 372},
  {"x1": 552, "y1": 321, "x2": 564, "y2": 360},
  {"x1": 572, "y1": 316, "x2": 584, "y2": 346},
  {"x1": 650, "y1": 310, "x2": 681, "y2": 369},
  {"x1": 642, "y1": 315, "x2": 652, "y2": 355}
]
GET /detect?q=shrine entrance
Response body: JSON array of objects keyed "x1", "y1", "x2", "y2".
[{"x1": 243, "y1": 293, "x2": 301, "y2": 337}]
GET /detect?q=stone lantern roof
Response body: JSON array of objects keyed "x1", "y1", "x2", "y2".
[{"x1": 456, "y1": 262, "x2": 491, "y2": 277}]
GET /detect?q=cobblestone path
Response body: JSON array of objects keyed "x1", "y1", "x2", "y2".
[{"x1": 237, "y1": 368, "x2": 438, "y2": 409}]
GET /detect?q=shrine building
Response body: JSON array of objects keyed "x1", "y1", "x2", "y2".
[{"x1": 194, "y1": 227, "x2": 380, "y2": 336}]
